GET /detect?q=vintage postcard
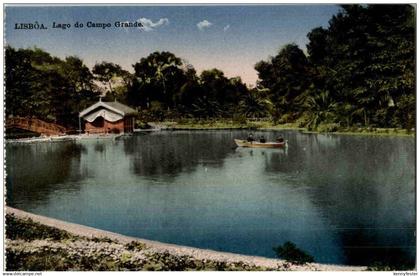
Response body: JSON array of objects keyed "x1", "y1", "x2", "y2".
[{"x1": 2, "y1": 3, "x2": 416, "y2": 272}]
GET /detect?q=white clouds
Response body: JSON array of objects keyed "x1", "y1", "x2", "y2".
[
  {"x1": 197, "y1": 20, "x2": 212, "y2": 30},
  {"x1": 138, "y1": 17, "x2": 169, "y2": 31},
  {"x1": 196, "y1": 20, "x2": 229, "y2": 32}
]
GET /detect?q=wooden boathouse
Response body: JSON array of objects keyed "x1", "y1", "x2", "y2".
[{"x1": 79, "y1": 99, "x2": 137, "y2": 134}]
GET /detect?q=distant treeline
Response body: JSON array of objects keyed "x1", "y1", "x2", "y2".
[{"x1": 6, "y1": 5, "x2": 415, "y2": 130}]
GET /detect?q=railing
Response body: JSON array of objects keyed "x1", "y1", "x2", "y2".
[{"x1": 6, "y1": 117, "x2": 67, "y2": 136}]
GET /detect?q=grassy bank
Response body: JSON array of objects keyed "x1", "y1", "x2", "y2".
[
  {"x1": 148, "y1": 119, "x2": 414, "y2": 137},
  {"x1": 151, "y1": 119, "x2": 302, "y2": 130}
]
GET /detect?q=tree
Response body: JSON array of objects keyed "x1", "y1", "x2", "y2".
[
  {"x1": 173, "y1": 79, "x2": 202, "y2": 115},
  {"x1": 255, "y1": 44, "x2": 312, "y2": 121},
  {"x1": 305, "y1": 4, "x2": 415, "y2": 128},
  {"x1": 60, "y1": 56, "x2": 100, "y2": 124},
  {"x1": 5, "y1": 47, "x2": 99, "y2": 128},
  {"x1": 132, "y1": 51, "x2": 186, "y2": 109},
  {"x1": 92, "y1": 62, "x2": 123, "y2": 96},
  {"x1": 197, "y1": 69, "x2": 248, "y2": 117},
  {"x1": 5, "y1": 46, "x2": 41, "y2": 118},
  {"x1": 62, "y1": 56, "x2": 95, "y2": 93}
]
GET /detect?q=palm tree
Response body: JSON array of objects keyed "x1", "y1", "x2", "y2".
[
  {"x1": 191, "y1": 97, "x2": 222, "y2": 119},
  {"x1": 304, "y1": 91, "x2": 337, "y2": 130},
  {"x1": 239, "y1": 89, "x2": 273, "y2": 118}
]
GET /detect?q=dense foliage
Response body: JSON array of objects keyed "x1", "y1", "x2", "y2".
[
  {"x1": 255, "y1": 4, "x2": 415, "y2": 129},
  {"x1": 5, "y1": 5, "x2": 415, "y2": 130},
  {"x1": 5, "y1": 47, "x2": 100, "y2": 128}
]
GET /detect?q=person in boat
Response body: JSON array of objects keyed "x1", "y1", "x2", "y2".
[
  {"x1": 247, "y1": 133, "x2": 255, "y2": 142},
  {"x1": 276, "y1": 135, "x2": 284, "y2": 143},
  {"x1": 259, "y1": 136, "x2": 266, "y2": 143}
]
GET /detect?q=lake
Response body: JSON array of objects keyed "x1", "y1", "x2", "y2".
[{"x1": 6, "y1": 130, "x2": 416, "y2": 267}]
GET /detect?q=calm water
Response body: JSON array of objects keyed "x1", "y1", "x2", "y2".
[{"x1": 6, "y1": 130, "x2": 416, "y2": 266}]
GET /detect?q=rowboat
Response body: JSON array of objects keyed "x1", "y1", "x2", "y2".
[{"x1": 234, "y1": 139, "x2": 287, "y2": 148}]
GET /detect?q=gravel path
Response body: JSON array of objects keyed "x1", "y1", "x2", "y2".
[{"x1": 6, "y1": 207, "x2": 366, "y2": 271}]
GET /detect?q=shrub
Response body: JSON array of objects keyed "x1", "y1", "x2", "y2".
[
  {"x1": 295, "y1": 113, "x2": 311, "y2": 128},
  {"x1": 232, "y1": 113, "x2": 247, "y2": 125},
  {"x1": 278, "y1": 114, "x2": 295, "y2": 124},
  {"x1": 273, "y1": 241, "x2": 314, "y2": 265},
  {"x1": 125, "y1": 241, "x2": 147, "y2": 251},
  {"x1": 317, "y1": 123, "x2": 340, "y2": 133},
  {"x1": 177, "y1": 117, "x2": 192, "y2": 125},
  {"x1": 6, "y1": 214, "x2": 74, "y2": 241}
]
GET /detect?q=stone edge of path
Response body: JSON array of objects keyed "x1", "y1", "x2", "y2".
[{"x1": 5, "y1": 207, "x2": 366, "y2": 271}]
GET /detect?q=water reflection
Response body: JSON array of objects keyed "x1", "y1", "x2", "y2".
[
  {"x1": 6, "y1": 142, "x2": 86, "y2": 207},
  {"x1": 122, "y1": 131, "x2": 237, "y2": 178},
  {"x1": 262, "y1": 133, "x2": 415, "y2": 266},
  {"x1": 5, "y1": 131, "x2": 415, "y2": 267}
]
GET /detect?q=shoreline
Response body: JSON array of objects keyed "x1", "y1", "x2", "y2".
[
  {"x1": 6, "y1": 207, "x2": 366, "y2": 271},
  {"x1": 162, "y1": 123, "x2": 414, "y2": 137},
  {"x1": 5, "y1": 133, "x2": 125, "y2": 144},
  {"x1": 146, "y1": 120, "x2": 415, "y2": 137},
  {"x1": 5, "y1": 123, "x2": 414, "y2": 144}
]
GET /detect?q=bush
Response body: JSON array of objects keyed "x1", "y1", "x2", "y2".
[
  {"x1": 278, "y1": 114, "x2": 295, "y2": 124},
  {"x1": 295, "y1": 113, "x2": 311, "y2": 128},
  {"x1": 125, "y1": 241, "x2": 147, "y2": 251},
  {"x1": 177, "y1": 117, "x2": 192, "y2": 125},
  {"x1": 232, "y1": 113, "x2": 247, "y2": 125},
  {"x1": 273, "y1": 242, "x2": 314, "y2": 265},
  {"x1": 6, "y1": 214, "x2": 74, "y2": 241},
  {"x1": 317, "y1": 123, "x2": 340, "y2": 133},
  {"x1": 135, "y1": 120, "x2": 152, "y2": 129}
]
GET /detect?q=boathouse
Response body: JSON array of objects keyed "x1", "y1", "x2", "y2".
[{"x1": 79, "y1": 100, "x2": 137, "y2": 134}]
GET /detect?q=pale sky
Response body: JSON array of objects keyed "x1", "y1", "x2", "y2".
[{"x1": 5, "y1": 5, "x2": 340, "y2": 85}]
